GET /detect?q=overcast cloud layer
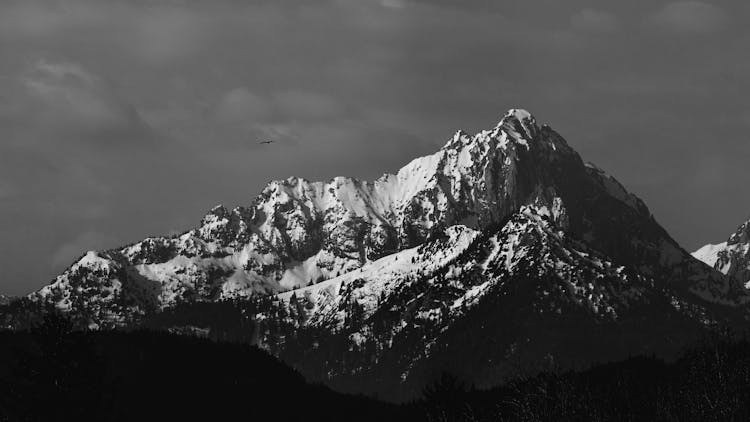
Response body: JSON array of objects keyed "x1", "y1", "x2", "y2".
[{"x1": 1, "y1": 0, "x2": 749, "y2": 295}]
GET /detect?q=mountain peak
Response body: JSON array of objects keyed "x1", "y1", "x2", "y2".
[
  {"x1": 442, "y1": 108, "x2": 541, "y2": 152},
  {"x1": 502, "y1": 108, "x2": 536, "y2": 124},
  {"x1": 498, "y1": 108, "x2": 538, "y2": 139}
]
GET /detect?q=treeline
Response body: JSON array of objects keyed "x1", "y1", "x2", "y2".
[
  {"x1": 2, "y1": 316, "x2": 750, "y2": 421},
  {"x1": 0, "y1": 314, "x2": 418, "y2": 422},
  {"x1": 421, "y1": 330, "x2": 750, "y2": 421}
]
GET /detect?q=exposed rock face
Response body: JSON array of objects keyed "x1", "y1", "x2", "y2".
[{"x1": 694, "y1": 220, "x2": 750, "y2": 290}]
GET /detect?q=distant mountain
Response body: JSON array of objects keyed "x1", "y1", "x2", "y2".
[
  {"x1": 694, "y1": 219, "x2": 750, "y2": 290},
  {"x1": 7, "y1": 109, "x2": 749, "y2": 399}
]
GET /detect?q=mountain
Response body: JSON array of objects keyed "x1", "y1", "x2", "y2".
[
  {"x1": 8, "y1": 108, "x2": 749, "y2": 399},
  {"x1": 26, "y1": 109, "x2": 744, "y2": 324},
  {"x1": 694, "y1": 219, "x2": 750, "y2": 290}
]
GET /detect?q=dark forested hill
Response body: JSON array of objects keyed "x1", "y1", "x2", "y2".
[
  {"x1": 0, "y1": 317, "x2": 417, "y2": 422},
  {"x1": 420, "y1": 331, "x2": 750, "y2": 421},
  {"x1": 1, "y1": 319, "x2": 749, "y2": 421}
]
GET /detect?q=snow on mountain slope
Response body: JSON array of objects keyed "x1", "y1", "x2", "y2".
[
  {"x1": 277, "y1": 206, "x2": 653, "y2": 330},
  {"x1": 693, "y1": 242, "x2": 728, "y2": 269},
  {"x1": 275, "y1": 225, "x2": 480, "y2": 325},
  {"x1": 694, "y1": 220, "x2": 750, "y2": 288},
  {"x1": 273, "y1": 205, "x2": 648, "y2": 335},
  {"x1": 261, "y1": 204, "x2": 709, "y2": 399},
  {"x1": 24, "y1": 108, "x2": 743, "y2": 328}
]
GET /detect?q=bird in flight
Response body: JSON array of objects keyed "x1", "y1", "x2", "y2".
[{"x1": 258, "y1": 140, "x2": 274, "y2": 145}]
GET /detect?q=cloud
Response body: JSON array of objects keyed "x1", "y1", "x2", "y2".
[
  {"x1": 206, "y1": 87, "x2": 346, "y2": 146},
  {"x1": 32, "y1": 60, "x2": 97, "y2": 85},
  {"x1": 691, "y1": 155, "x2": 726, "y2": 191},
  {"x1": 51, "y1": 231, "x2": 117, "y2": 269},
  {"x1": 272, "y1": 91, "x2": 344, "y2": 120},
  {"x1": 570, "y1": 9, "x2": 619, "y2": 33},
  {"x1": 0, "y1": 181, "x2": 13, "y2": 201},
  {"x1": 215, "y1": 88, "x2": 343, "y2": 123},
  {"x1": 381, "y1": 0, "x2": 406, "y2": 9},
  {"x1": 648, "y1": 1, "x2": 728, "y2": 33},
  {"x1": 130, "y1": 7, "x2": 209, "y2": 64},
  {"x1": 253, "y1": 124, "x2": 299, "y2": 142},
  {"x1": 0, "y1": 2, "x2": 207, "y2": 64},
  {"x1": 22, "y1": 59, "x2": 146, "y2": 137},
  {"x1": 215, "y1": 87, "x2": 271, "y2": 123},
  {"x1": 740, "y1": 110, "x2": 750, "y2": 128},
  {"x1": 0, "y1": 2, "x2": 105, "y2": 37}
]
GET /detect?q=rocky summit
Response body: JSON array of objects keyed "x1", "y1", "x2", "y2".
[{"x1": 694, "y1": 219, "x2": 750, "y2": 291}]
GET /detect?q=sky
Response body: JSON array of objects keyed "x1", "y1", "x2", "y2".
[{"x1": 1, "y1": 0, "x2": 749, "y2": 295}]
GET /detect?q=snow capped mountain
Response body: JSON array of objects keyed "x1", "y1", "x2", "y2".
[
  {"x1": 24, "y1": 108, "x2": 745, "y2": 330},
  {"x1": 8, "y1": 107, "x2": 749, "y2": 398},
  {"x1": 252, "y1": 110, "x2": 750, "y2": 398},
  {"x1": 694, "y1": 219, "x2": 750, "y2": 289}
]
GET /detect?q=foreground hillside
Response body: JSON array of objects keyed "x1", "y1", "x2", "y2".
[
  {"x1": 422, "y1": 331, "x2": 750, "y2": 421},
  {"x1": 0, "y1": 318, "x2": 416, "y2": 422},
  {"x1": 1, "y1": 322, "x2": 749, "y2": 421}
]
